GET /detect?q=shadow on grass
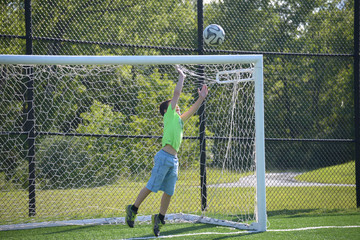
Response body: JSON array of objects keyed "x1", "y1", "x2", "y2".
[
  {"x1": 132, "y1": 223, "x2": 262, "y2": 239},
  {"x1": 211, "y1": 231, "x2": 262, "y2": 240},
  {"x1": 42, "y1": 225, "x2": 100, "y2": 235},
  {"x1": 163, "y1": 223, "x2": 216, "y2": 235},
  {"x1": 130, "y1": 223, "x2": 216, "y2": 238}
]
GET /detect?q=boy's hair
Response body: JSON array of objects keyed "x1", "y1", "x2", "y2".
[{"x1": 159, "y1": 100, "x2": 171, "y2": 116}]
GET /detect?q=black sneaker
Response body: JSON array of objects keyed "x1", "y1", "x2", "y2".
[
  {"x1": 125, "y1": 205, "x2": 137, "y2": 228},
  {"x1": 152, "y1": 214, "x2": 165, "y2": 237}
]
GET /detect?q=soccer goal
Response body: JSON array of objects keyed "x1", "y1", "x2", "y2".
[{"x1": 0, "y1": 54, "x2": 266, "y2": 232}]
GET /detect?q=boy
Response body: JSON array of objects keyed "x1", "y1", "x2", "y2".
[{"x1": 125, "y1": 66, "x2": 208, "y2": 237}]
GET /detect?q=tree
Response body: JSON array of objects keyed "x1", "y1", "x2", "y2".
[{"x1": 265, "y1": 0, "x2": 354, "y2": 169}]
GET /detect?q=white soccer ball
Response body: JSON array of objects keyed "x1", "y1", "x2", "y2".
[{"x1": 203, "y1": 24, "x2": 225, "y2": 46}]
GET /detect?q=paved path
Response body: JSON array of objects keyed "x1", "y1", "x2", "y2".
[{"x1": 208, "y1": 172, "x2": 356, "y2": 188}]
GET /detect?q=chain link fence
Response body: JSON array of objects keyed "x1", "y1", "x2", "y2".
[{"x1": 0, "y1": 0, "x2": 358, "y2": 225}]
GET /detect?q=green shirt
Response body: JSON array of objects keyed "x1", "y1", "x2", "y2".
[{"x1": 162, "y1": 105, "x2": 184, "y2": 152}]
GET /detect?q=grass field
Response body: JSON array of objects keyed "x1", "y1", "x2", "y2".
[
  {"x1": 1, "y1": 163, "x2": 357, "y2": 239},
  {"x1": 1, "y1": 209, "x2": 359, "y2": 239},
  {"x1": 295, "y1": 161, "x2": 355, "y2": 185},
  {"x1": 0, "y1": 168, "x2": 356, "y2": 225}
]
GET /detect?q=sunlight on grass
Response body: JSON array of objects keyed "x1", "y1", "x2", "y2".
[
  {"x1": 0, "y1": 166, "x2": 356, "y2": 226},
  {"x1": 294, "y1": 161, "x2": 355, "y2": 185}
]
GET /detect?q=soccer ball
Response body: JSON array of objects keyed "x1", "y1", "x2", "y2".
[{"x1": 203, "y1": 24, "x2": 225, "y2": 46}]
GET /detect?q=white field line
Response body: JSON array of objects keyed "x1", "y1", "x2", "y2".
[
  {"x1": 121, "y1": 225, "x2": 360, "y2": 240},
  {"x1": 122, "y1": 231, "x2": 255, "y2": 240}
]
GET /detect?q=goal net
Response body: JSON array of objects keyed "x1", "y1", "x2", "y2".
[{"x1": 0, "y1": 55, "x2": 266, "y2": 232}]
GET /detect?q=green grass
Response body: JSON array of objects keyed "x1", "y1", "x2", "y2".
[
  {"x1": 1, "y1": 209, "x2": 359, "y2": 240},
  {"x1": 0, "y1": 168, "x2": 253, "y2": 224},
  {"x1": 0, "y1": 165, "x2": 356, "y2": 225},
  {"x1": 0, "y1": 186, "x2": 356, "y2": 228},
  {"x1": 266, "y1": 186, "x2": 355, "y2": 210},
  {"x1": 294, "y1": 161, "x2": 355, "y2": 185}
]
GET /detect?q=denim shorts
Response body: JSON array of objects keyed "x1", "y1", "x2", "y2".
[{"x1": 146, "y1": 150, "x2": 179, "y2": 196}]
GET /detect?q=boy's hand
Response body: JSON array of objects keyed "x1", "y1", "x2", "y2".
[
  {"x1": 198, "y1": 84, "x2": 208, "y2": 100},
  {"x1": 175, "y1": 65, "x2": 186, "y2": 79}
]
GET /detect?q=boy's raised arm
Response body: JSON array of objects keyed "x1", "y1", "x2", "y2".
[
  {"x1": 180, "y1": 84, "x2": 208, "y2": 122},
  {"x1": 170, "y1": 66, "x2": 186, "y2": 110}
]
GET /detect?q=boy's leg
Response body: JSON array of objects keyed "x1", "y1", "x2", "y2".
[
  {"x1": 160, "y1": 192, "x2": 172, "y2": 215},
  {"x1": 152, "y1": 191, "x2": 172, "y2": 236},
  {"x1": 134, "y1": 187, "x2": 152, "y2": 208},
  {"x1": 152, "y1": 155, "x2": 178, "y2": 235},
  {"x1": 126, "y1": 187, "x2": 152, "y2": 228}
]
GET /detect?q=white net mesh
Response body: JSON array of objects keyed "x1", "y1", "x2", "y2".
[
  {"x1": 181, "y1": 64, "x2": 257, "y2": 225},
  {"x1": 0, "y1": 59, "x2": 261, "y2": 229}
]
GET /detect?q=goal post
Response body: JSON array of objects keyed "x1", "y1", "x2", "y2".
[{"x1": 0, "y1": 54, "x2": 266, "y2": 232}]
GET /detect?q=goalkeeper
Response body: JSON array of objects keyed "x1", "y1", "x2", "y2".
[{"x1": 126, "y1": 66, "x2": 208, "y2": 237}]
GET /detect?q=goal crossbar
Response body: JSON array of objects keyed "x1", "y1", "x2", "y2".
[{"x1": 0, "y1": 54, "x2": 262, "y2": 66}]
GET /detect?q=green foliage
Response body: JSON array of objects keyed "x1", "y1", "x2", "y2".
[
  {"x1": 28, "y1": 0, "x2": 196, "y2": 55},
  {"x1": 0, "y1": 1, "x2": 26, "y2": 54},
  {"x1": 37, "y1": 136, "x2": 94, "y2": 189},
  {"x1": 258, "y1": 1, "x2": 353, "y2": 170},
  {"x1": 35, "y1": 65, "x2": 203, "y2": 188},
  {"x1": 0, "y1": 1, "x2": 355, "y2": 186}
]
